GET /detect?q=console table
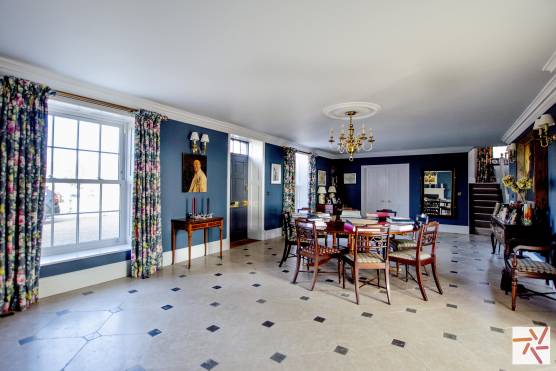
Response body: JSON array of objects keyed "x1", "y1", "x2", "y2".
[
  {"x1": 171, "y1": 217, "x2": 224, "y2": 269},
  {"x1": 490, "y1": 216, "x2": 548, "y2": 258}
]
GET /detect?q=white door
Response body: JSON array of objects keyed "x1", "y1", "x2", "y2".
[{"x1": 361, "y1": 164, "x2": 409, "y2": 217}]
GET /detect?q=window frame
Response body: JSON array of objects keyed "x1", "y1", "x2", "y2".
[{"x1": 42, "y1": 102, "x2": 133, "y2": 257}]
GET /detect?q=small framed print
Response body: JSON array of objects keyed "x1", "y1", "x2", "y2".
[
  {"x1": 317, "y1": 170, "x2": 327, "y2": 186},
  {"x1": 344, "y1": 173, "x2": 357, "y2": 185},
  {"x1": 271, "y1": 163, "x2": 282, "y2": 184}
]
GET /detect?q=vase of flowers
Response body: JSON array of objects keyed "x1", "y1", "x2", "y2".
[{"x1": 502, "y1": 175, "x2": 532, "y2": 203}]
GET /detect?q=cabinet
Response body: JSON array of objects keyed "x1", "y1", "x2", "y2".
[{"x1": 361, "y1": 164, "x2": 410, "y2": 216}]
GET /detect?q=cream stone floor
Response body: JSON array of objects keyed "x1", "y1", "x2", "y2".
[{"x1": 2, "y1": 233, "x2": 556, "y2": 371}]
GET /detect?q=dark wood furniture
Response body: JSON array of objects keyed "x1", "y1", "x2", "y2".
[
  {"x1": 279, "y1": 212, "x2": 308, "y2": 267},
  {"x1": 376, "y1": 209, "x2": 397, "y2": 216},
  {"x1": 490, "y1": 216, "x2": 547, "y2": 258},
  {"x1": 342, "y1": 225, "x2": 391, "y2": 305},
  {"x1": 389, "y1": 222, "x2": 442, "y2": 301},
  {"x1": 292, "y1": 218, "x2": 342, "y2": 291},
  {"x1": 171, "y1": 217, "x2": 224, "y2": 269},
  {"x1": 505, "y1": 242, "x2": 556, "y2": 311}
]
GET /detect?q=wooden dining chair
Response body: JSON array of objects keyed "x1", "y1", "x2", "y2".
[
  {"x1": 279, "y1": 212, "x2": 297, "y2": 267},
  {"x1": 342, "y1": 225, "x2": 391, "y2": 305},
  {"x1": 377, "y1": 208, "x2": 397, "y2": 217},
  {"x1": 389, "y1": 221, "x2": 442, "y2": 301},
  {"x1": 292, "y1": 218, "x2": 342, "y2": 291}
]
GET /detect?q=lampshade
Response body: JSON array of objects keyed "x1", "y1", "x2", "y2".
[
  {"x1": 189, "y1": 131, "x2": 199, "y2": 141},
  {"x1": 328, "y1": 186, "x2": 336, "y2": 193},
  {"x1": 200, "y1": 134, "x2": 210, "y2": 143},
  {"x1": 533, "y1": 114, "x2": 555, "y2": 130},
  {"x1": 317, "y1": 186, "x2": 327, "y2": 194}
]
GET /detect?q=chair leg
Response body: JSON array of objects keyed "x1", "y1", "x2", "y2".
[
  {"x1": 342, "y1": 261, "x2": 346, "y2": 289},
  {"x1": 377, "y1": 269, "x2": 381, "y2": 288},
  {"x1": 511, "y1": 275, "x2": 517, "y2": 311},
  {"x1": 279, "y1": 242, "x2": 291, "y2": 267},
  {"x1": 354, "y1": 266, "x2": 360, "y2": 304},
  {"x1": 431, "y1": 260, "x2": 443, "y2": 295},
  {"x1": 405, "y1": 265, "x2": 409, "y2": 282},
  {"x1": 395, "y1": 261, "x2": 399, "y2": 277},
  {"x1": 292, "y1": 254, "x2": 301, "y2": 284},
  {"x1": 416, "y1": 264, "x2": 428, "y2": 301},
  {"x1": 310, "y1": 261, "x2": 319, "y2": 291},
  {"x1": 337, "y1": 258, "x2": 341, "y2": 284},
  {"x1": 385, "y1": 266, "x2": 391, "y2": 305}
]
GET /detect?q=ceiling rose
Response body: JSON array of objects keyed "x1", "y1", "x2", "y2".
[{"x1": 322, "y1": 102, "x2": 381, "y2": 120}]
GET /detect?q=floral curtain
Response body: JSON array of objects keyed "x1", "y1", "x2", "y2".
[
  {"x1": 308, "y1": 153, "x2": 317, "y2": 211},
  {"x1": 0, "y1": 76, "x2": 50, "y2": 314},
  {"x1": 476, "y1": 147, "x2": 496, "y2": 183},
  {"x1": 131, "y1": 110, "x2": 165, "y2": 278},
  {"x1": 282, "y1": 147, "x2": 296, "y2": 214}
]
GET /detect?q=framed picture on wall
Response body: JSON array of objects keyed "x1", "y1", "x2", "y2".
[
  {"x1": 271, "y1": 163, "x2": 282, "y2": 184},
  {"x1": 344, "y1": 173, "x2": 357, "y2": 184},
  {"x1": 182, "y1": 154, "x2": 208, "y2": 192},
  {"x1": 317, "y1": 170, "x2": 326, "y2": 186}
]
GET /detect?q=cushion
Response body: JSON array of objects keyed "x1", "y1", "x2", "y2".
[
  {"x1": 393, "y1": 239, "x2": 418, "y2": 251},
  {"x1": 515, "y1": 258, "x2": 556, "y2": 275},
  {"x1": 345, "y1": 252, "x2": 384, "y2": 264},
  {"x1": 390, "y1": 250, "x2": 431, "y2": 261}
]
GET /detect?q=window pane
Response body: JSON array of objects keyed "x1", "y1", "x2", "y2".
[
  {"x1": 79, "y1": 121, "x2": 100, "y2": 151},
  {"x1": 100, "y1": 153, "x2": 119, "y2": 180},
  {"x1": 79, "y1": 184, "x2": 100, "y2": 213},
  {"x1": 78, "y1": 151, "x2": 99, "y2": 179},
  {"x1": 101, "y1": 212, "x2": 119, "y2": 240},
  {"x1": 54, "y1": 117, "x2": 77, "y2": 148},
  {"x1": 52, "y1": 148, "x2": 76, "y2": 179},
  {"x1": 46, "y1": 147, "x2": 52, "y2": 178},
  {"x1": 47, "y1": 115, "x2": 53, "y2": 147},
  {"x1": 102, "y1": 184, "x2": 120, "y2": 211},
  {"x1": 101, "y1": 125, "x2": 120, "y2": 153},
  {"x1": 53, "y1": 214, "x2": 76, "y2": 246},
  {"x1": 44, "y1": 183, "x2": 54, "y2": 217},
  {"x1": 41, "y1": 216, "x2": 51, "y2": 248},
  {"x1": 79, "y1": 213, "x2": 100, "y2": 243},
  {"x1": 55, "y1": 183, "x2": 78, "y2": 214}
]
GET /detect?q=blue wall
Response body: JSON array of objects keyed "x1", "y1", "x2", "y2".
[
  {"x1": 264, "y1": 143, "x2": 283, "y2": 230},
  {"x1": 316, "y1": 156, "x2": 333, "y2": 194},
  {"x1": 336, "y1": 152, "x2": 469, "y2": 226},
  {"x1": 160, "y1": 119, "x2": 228, "y2": 248},
  {"x1": 546, "y1": 104, "x2": 556, "y2": 234}
]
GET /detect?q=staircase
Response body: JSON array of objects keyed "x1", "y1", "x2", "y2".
[{"x1": 469, "y1": 183, "x2": 502, "y2": 235}]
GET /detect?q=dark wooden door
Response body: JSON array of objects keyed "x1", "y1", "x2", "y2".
[{"x1": 230, "y1": 153, "x2": 248, "y2": 242}]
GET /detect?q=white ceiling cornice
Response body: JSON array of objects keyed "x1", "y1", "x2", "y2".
[
  {"x1": 0, "y1": 56, "x2": 332, "y2": 158},
  {"x1": 502, "y1": 70, "x2": 556, "y2": 144},
  {"x1": 329, "y1": 146, "x2": 472, "y2": 160},
  {"x1": 542, "y1": 49, "x2": 556, "y2": 74}
]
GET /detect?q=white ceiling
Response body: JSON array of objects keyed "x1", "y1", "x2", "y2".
[{"x1": 1, "y1": 0, "x2": 555, "y2": 154}]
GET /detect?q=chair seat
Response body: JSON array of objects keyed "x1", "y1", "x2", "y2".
[
  {"x1": 393, "y1": 239, "x2": 418, "y2": 251},
  {"x1": 514, "y1": 258, "x2": 556, "y2": 275},
  {"x1": 390, "y1": 250, "x2": 431, "y2": 261},
  {"x1": 345, "y1": 252, "x2": 384, "y2": 264}
]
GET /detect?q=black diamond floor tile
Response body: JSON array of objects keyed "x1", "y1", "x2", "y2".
[
  {"x1": 256, "y1": 299, "x2": 266, "y2": 304},
  {"x1": 313, "y1": 316, "x2": 326, "y2": 323},
  {"x1": 270, "y1": 352, "x2": 286, "y2": 363},
  {"x1": 206, "y1": 325, "x2": 220, "y2": 332},
  {"x1": 361, "y1": 312, "x2": 373, "y2": 318},
  {"x1": 161, "y1": 304, "x2": 173, "y2": 310},
  {"x1": 148, "y1": 329, "x2": 162, "y2": 337},
  {"x1": 334, "y1": 345, "x2": 348, "y2": 355},
  {"x1": 201, "y1": 359, "x2": 218, "y2": 370},
  {"x1": 391, "y1": 339, "x2": 405, "y2": 348},
  {"x1": 210, "y1": 302, "x2": 220, "y2": 307},
  {"x1": 262, "y1": 320, "x2": 275, "y2": 328},
  {"x1": 443, "y1": 332, "x2": 457, "y2": 340}
]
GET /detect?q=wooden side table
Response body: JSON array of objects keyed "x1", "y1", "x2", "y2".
[{"x1": 171, "y1": 217, "x2": 224, "y2": 269}]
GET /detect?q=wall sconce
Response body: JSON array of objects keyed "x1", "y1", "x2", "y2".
[
  {"x1": 533, "y1": 114, "x2": 555, "y2": 148},
  {"x1": 506, "y1": 143, "x2": 516, "y2": 163},
  {"x1": 189, "y1": 131, "x2": 200, "y2": 154},
  {"x1": 200, "y1": 134, "x2": 210, "y2": 155}
]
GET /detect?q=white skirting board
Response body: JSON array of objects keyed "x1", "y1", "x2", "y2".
[
  {"x1": 263, "y1": 228, "x2": 282, "y2": 240},
  {"x1": 439, "y1": 224, "x2": 469, "y2": 234},
  {"x1": 39, "y1": 239, "x2": 229, "y2": 298}
]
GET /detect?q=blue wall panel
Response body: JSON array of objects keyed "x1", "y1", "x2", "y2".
[{"x1": 264, "y1": 143, "x2": 284, "y2": 230}]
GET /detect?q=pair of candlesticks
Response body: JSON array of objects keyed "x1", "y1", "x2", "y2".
[{"x1": 186, "y1": 197, "x2": 211, "y2": 219}]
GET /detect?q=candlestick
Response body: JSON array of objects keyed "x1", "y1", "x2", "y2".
[
  {"x1": 193, "y1": 197, "x2": 196, "y2": 215},
  {"x1": 207, "y1": 198, "x2": 210, "y2": 214},
  {"x1": 201, "y1": 198, "x2": 204, "y2": 215}
]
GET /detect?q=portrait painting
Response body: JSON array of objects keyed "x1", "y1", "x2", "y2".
[
  {"x1": 271, "y1": 163, "x2": 282, "y2": 184},
  {"x1": 182, "y1": 154, "x2": 208, "y2": 192}
]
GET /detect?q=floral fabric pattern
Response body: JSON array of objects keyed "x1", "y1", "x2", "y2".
[
  {"x1": 282, "y1": 147, "x2": 296, "y2": 214},
  {"x1": 308, "y1": 153, "x2": 316, "y2": 211},
  {"x1": 0, "y1": 76, "x2": 50, "y2": 314},
  {"x1": 131, "y1": 110, "x2": 164, "y2": 278},
  {"x1": 476, "y1": 147, "x2": 496, "y2": 183}
]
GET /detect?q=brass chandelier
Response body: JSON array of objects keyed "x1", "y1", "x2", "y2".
[{"x1": 328, "y1": 110, "x2": 375, "y2": 161}]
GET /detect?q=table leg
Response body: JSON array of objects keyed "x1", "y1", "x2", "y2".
[
  {"x1": 219, "y1": 223, "x2": 223, "y2": 259},
  {"x1": 204, "y1": 228, "x2": 208, "y2": 256},
  {"x1": 171, "y1": 223, "x2": 176, "y2": 265},
  {"x1": 188, "y1": 227, "x2": 192, "y2": 269}
]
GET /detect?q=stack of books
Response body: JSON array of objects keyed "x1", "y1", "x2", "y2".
[{"x1": 387, "y1": 216, "x2": 415, "y2": 232}]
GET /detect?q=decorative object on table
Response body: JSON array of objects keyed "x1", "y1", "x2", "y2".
[
  {"x1": 533, "y1": 114, "x2": 555, "y2": 147},
  {"x1": 502, "y1": 175, "x2": 532, "y2": 203},
  {"x1": 182, "y1": 154, "x2": 208, "y2": 192},
  {"x1": 344, "y1": 173, "x2": 357, "y2": 184},
  {"x1": 317, "y1": 170, "x2": 327, "y2": 186},
  {"x1": 327, "y1": 185, "x2": 337, "y2": 201},
  {"x1": 509, "y1": 209, "x2": 518, "y2": 225},
  {"x1": 200, "y1": 134, "x2": 210, "y2": 155},
  {"x1": 522, "y1": 202, "x2": 534, "y2": 226},
  {"x1": 186, "y1": 196, "x2": 212, "y2": 220},
  {"x1": 324, "y1": 102, "x2": 380, "y2": 161},
  {"x1": 271, "y1": 163, "x2": 282, "y2": 184},
  {"x1": 189, "y1": 131, "x2": 200, "y2": 154},
  {"x1": 317, "y1": 186, "x2": 327, "y2": 204}
]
